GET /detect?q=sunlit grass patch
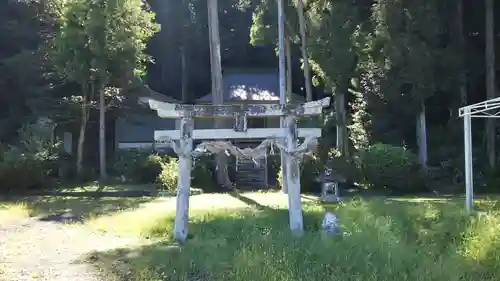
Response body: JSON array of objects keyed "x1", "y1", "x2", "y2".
[
  {"x1": 25, "y1": 195, "x2": 153, "y2": 222},
  {"x1": 55, "y1": 183, "x2": 157, "y2": 193},
  {"x1": 0, "y1": 201, "x2": 28, "y2": 222},
  {"x1": 87, "y1": 194, "x2": 500, "y2": 281},
  {"x1": 86, "y1": 192, "x2": 297, "y2": 235}
]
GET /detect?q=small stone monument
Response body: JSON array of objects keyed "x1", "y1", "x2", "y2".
[{"x1": 322, "y1": 211, "x2": 341, "y2": 237}]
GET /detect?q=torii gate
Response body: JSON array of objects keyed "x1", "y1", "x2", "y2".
[{"x1": 148, "y1": 97, "x2": 330, "y2": 242}]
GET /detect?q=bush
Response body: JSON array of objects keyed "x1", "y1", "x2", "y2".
[
  {"x1": 0, "y1": 148, "x2": 49, "y2": 193},
  {"x1": 158, "y1": 157, "x2": 179, "y2": 192},
  {"x1": 0, "y1": 122, "x2": 60, "y2": 193},
  {"x1": 326, "y1": 148, "x2": 361, "y2": 183},
  {"x1": 142, "y1": 154, "x2": 165, "y2": 183},
  {"x1": 111, "y1": 150, "x2": 164, "y2": 183},
  {"x1": 357, "y1": 143, "x2": 425, "y2": 193},
  {"x1": 277, "y1": 153, "x2": 323, "y2": 193},
  {"x1": 192, "y1": 155, "x2": 217, "y2": 192},
  {"x1": 267, "y1": 154, "x2": 281, "y2": 188}
]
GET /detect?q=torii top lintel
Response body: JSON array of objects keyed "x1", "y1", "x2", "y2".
[{"x1": 148, "y1": 97, "x2": 331, "y2": 119}]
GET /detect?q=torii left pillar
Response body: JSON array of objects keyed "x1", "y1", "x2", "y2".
[{"x1": 174, "y1": 112, "x2": 194, "y2": 242}]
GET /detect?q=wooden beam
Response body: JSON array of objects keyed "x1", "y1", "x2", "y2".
[
  {"x1": 155, "y1": 128, "x2": 322, "y2": 141},
  {"x1": 147, "y1": 97, "x2": 331, "y2": 118}
]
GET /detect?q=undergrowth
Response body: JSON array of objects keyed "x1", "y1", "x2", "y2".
[{"x1": 87, "y1": 195, "x2": 500, "y2": 281}]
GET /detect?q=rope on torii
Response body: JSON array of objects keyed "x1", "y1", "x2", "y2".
[
  {"x1": 158, "y1": 136, "x2": 319, "y2": 160},
  {"x1": 156, "y1": 135, "x2": 319, "y2": 162}
]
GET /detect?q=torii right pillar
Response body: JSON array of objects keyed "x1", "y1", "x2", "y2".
[{"x1": 284, "y1": 113, "x2": 304, "y2": 236}]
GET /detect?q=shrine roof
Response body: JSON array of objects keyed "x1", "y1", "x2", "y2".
[
  {"x1": 137, "y1": 84, "x2": 179, "y2": 105},
  {"x1": 197, "y1": 71, "x2": 303, "y2": 102}
]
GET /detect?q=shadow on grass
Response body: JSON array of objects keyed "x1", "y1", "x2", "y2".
[
  {"x1": 35, "y1": 183, "x2": 159, "y2": 197},
  {"x1": 228, "y1": 191, "x2": 276, "y2": 211},
  {"x1": 23, "y1": 196, "x2": 155, "y2": 223},
  {"x1": 82, "y1": 197, "x2": 500, "y2": 281}
]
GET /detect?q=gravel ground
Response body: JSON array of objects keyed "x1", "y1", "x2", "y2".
[{"x1": 0, "y1": 216, "x2": 142, "y2": 281}]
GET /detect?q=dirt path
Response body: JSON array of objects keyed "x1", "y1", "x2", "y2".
[{"x1": 0, "y1": 216, "x2": 143, "y2": 281}]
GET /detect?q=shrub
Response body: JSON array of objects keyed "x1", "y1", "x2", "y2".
[
  {"x1": 357, "y1": 143, "x2": 425, "y2": 193},
  {"x1": 141, "y1": 154, "x2": 164, "y2": 183},
  {"x1": 267, "y1": 154, "x2": 281, "y2": 188},
  {"x1": 0, "y1": 148, "x2": 47, "y2": 193},
  {"x1": 192, "y1": 155, "x2": 217, "y2": 192},
  {"x1": 326, "y1": 148, "x2": 361, "y2": 183},
  {"x1": 111, "y1": 150, "x2": 164, "y2": 183},
  {"x1": 0, "y1": 122, "x2": 60, "y2": 193},
  {"x1": 158, "y1": 157, "x2": 179, "y2": 192},
  {"x1": 277, "y1": 153, "x2": 323, "y2": 193}
]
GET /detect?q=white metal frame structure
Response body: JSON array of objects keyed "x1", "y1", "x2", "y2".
[{"x1": 458, "y1": 96, "x2": 500, "y2": 212}]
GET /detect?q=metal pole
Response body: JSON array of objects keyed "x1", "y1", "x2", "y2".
[
  {"x1": 463, "y1": 109, "x2": 474, "y2": 212},
  {"x1": 278, "y1": 0, "x2": 288, "y2": 193}
]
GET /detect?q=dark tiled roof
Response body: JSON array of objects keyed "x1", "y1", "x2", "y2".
[{"x1": 137, "y1": 84, "x2": 179, "y2": 105}]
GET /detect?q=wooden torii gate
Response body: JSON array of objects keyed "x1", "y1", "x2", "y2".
[{"x1": 148, "y1": 97, "x2": 330, "y2": 242}]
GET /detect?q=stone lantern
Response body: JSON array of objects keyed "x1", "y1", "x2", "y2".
[{"x1": 318, "y1": 166, "x2": 346, "y2": 203}]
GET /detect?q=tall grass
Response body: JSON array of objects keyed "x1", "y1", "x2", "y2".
[{"x1": 90, "y1": 196, "x2": 500, "y2": 281}]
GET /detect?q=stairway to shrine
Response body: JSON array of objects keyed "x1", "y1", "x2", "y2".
[
  {"x1": 235, "y1": 156, "x2": 267, "y2": 188},
  {"x1": 233, "y1": 141, "x2": 268, "y2": 188}
]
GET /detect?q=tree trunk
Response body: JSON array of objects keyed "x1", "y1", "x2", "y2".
[
  {"x1": 76, "y1": 103, "x2": 87, "y2": 178},
  {"x1": 99, "y1": 85, "x2": 107, "y2": 182},
  {"x1": 297, "y1": 0, "x2": 312, "y2": 102},
  {"x1": 278, "y1": 0, "x2": 287, "y2": 193},
  {"x1": 335, "y1": 92, "x2": 348, "y2": 156},
  {"x1": 181, "y1": 46, "x2": 188, "y2": 103},
  {"x1": 485, "y1": 0, "x2": 496, "y2": 169},
  {"x1": 76, "y1": 85, "x2": 89, "y2": 178},
  {"x1": 208, "y1": 0, "x2": 231, "y2": 188},
  {"x1": 285, "y1": 37, "x2": 292, "y2": 103},
  {"x1": 416, "y1": 101, "x2": 428, "y2": 168},
  {"x1": 457, "y1": 0, "x2": 467, "y2": 106},
  {"x1": 181, "y1": 0, "x2": 189, "y2": 103}
]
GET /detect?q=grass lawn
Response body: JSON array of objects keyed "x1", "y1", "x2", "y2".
[
  {"x1": 0, "y1": 201, "x2": 28, "y2": 223},
  {"x1": 53, "y1": 183, "x2": 159, "y2": 193},
  {"x1": 78, "y1": 192, "x2": 500, "y2": 281}
]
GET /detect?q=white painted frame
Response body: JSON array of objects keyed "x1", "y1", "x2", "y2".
[{"x1": 458, "y1": 96, "x2": 500, "y2": 213}]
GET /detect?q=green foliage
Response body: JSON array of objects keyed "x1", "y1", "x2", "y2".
[
  {"x1": 0, "y1": 122, "x2": 60, "y2": 193},
  {"x1": 0, "y1": 1, "x2": 58, "y2": 142},
  {"x1": 326, "y1": 148, "x2": 361, "y2": 183},
  {"x1": 300, "y1": 154, "x2": 323, "y2": 192},
  {"x1": 92, "y1": 196, "x2": 500, "y2": 281},
  {"x1": 192, "y1": 155, "x2": 217, "y2": 192},
  {"x1": 158, "y1": 158, "x2": 179, "y2": 192},
  {"x1": 277, "y1": 154, "x2": 323, "y2": 193},
  {"x1": 53, "y1": 0, "x2": 159, "y2": 87},
  {"x1": 111, "y1": 150, "x2": 165, "y2": 184},
  {"x1": 267, "y1": 154, "x2": 281, "y2": 188},
  {"x1": 358, "y1": 143, "x2": 425, "y2": 193}
]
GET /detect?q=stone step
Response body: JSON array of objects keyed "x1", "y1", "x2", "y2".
[{"x1": 234, "y1": 150, "x2": 267, "y2": 187}]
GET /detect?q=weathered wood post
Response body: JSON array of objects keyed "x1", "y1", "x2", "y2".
[
  {"x1": 284, "y1": 113, "x2": 304, "y2": 236},
  {"x1": 174, "y1": 112, "x2": 194, "y2": 242}
]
